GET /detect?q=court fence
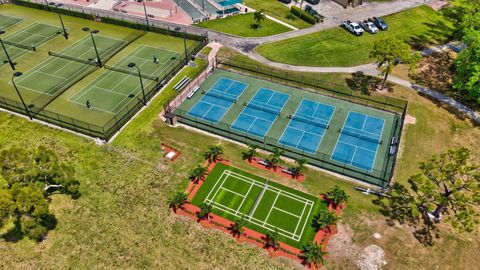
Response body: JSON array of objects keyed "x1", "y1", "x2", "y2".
[
  {"x1": 167, "y1": 60, "x2": 408, "y2": 188},
  {"x1": 0, "y1": 34, "x2": 207, "y2": 142}
]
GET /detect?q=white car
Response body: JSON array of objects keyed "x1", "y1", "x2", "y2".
[
  {"x1": 360, "y1": 20, "x2": 379, "y2": 34},
  {"x1": 341, "y1": 20, "x2": 364, "y2": 36}
]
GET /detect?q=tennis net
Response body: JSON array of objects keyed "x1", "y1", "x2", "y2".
[
  {"x1": 104, "y1": 64, "x2": 159, "y2": 81},
  {"x1": 205, "y1": 90, "x2": 237, "y2": 103},
  {"x1": 2, "y1": 40, "x2": 35, "y2": 51},
  {"x1": 292, "y1": 115, "x2": 329, "y2": 129},
  {"x1": 246, "y1": 101, "x2": 280, "y2": 115},
  {"x1": 48, "y1": 51, "x2": 98, "y2": 66},
  {"x1": 341, "y1": 127, "x2": 382, "y2": 144}
]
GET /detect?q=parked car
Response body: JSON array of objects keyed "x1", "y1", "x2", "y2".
[
  {"x1": 360, "y1": 20, "x2": 379, "y2": 34},
  {"x1": 278, "y1": 0, "x2": 292, "y2": 4},
  {"x1": 368, "y1": 17, "x2": 388, "y2": 30},
  {"x1": 341, "y1": 20, "x2": 364, "y2": 36},
  {"x1": 306, "y1": 0, "x2": 320, "y2": 4},
  {"x1": 304, "y1": 5, "x2": 318, "y2": 16}
]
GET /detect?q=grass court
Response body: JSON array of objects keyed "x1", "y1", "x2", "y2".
[
  {"x1": 191, "y1": 163, "x2": 325, "y2": 248},
  {"x1": 0, "y1": 14, "x2": 22, "y2": 29},
  {"x1": 176, "y1": 69, "x2": 401, "y2": 186}
]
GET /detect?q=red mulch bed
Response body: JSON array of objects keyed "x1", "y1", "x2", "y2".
[
  {"x1": 245, "y1": 157, "x2": 305, "y2": 182},
  {"x1": 161, "y1": 143, "x2": 181, "y2": 162},
  {"x1": 177, "y1": 159, "x2": 344, "y2": 269}
]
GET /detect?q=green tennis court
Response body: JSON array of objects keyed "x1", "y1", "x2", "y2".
[
  {"x1": 0, "y1": 14, "x2": 22, "y2": 29},
  {"x1": 191, "y1": 163, "x2": 325, "y2": 249},
  {"x1": 0, "y1": 23, "x2": 61, "y2": 65},
  {"x1": 69, "y1": 45, "x2": 180, "y2": 113}
]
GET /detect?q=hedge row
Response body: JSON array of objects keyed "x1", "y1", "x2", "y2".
[{"x1": 290, "y1": 6, "x2": 318, "y2": 25}]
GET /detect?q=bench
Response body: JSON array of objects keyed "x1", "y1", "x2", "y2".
[
  {"x1": 173, "y1": 76, "x2": 190, "y2": 91},
  {"x1": 186, "y1": 86, "x2": 200, "y2": 99},
  {"x1": 389, "y1": 145, "x2": 397, "y2": 155},
  {"x1": 390, "y1": 136, "x2": 398, "y2": 146},
  {"x1": 282, "y1": 168, "x2": 296, "y2": 175},
  {"x1": 258, "y1": 159, "x2": 270, "y2": 167}
]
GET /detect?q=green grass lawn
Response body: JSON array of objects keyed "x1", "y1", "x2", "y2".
[
  {"x1": 196, "y1": 13, "x2": 291, "y2": 37},
  {"x1": 256, "y1": 5, "x2": 454, "y2": 67},
  {"x1": 244, "y1": 0, "x2": 312, "y2": 29},
  {"x1": 191, "y1": 163, "x2": 326, "y2": 249}
]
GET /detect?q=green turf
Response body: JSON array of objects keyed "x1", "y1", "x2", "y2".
[
  {"x1": 0, "y1": 14, "x2": 21, "y2": 29},
  {"x1": 256, "y1": 5, "x2": 454, "y2": 67},
  {"x1": 196, "y1": 13, "x2": 291, "y2": 37},
  {"x1": 191, "y1": 163, "x2": 326, "y2": 249},
  {"x1": 0, "y1": 23, "x2": 62, "y2": 66},
  {"x1": 243, "y1": 0, "x2": 312, "y2": 29},
  {"x1": 176, "y1": 69, "x2": 398, "y2": 186}
]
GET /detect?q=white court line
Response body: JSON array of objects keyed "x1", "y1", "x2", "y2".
[
  {"x1": 263, "y1": 192, "x2": 281, "y2": 226},
  {"x1": 204, "y1": 170, "x2": 228, "y2": 202},
  {"x1": 205, "y1": 170, "x2": 231, "y2": 203},
  {"x1": 220, "y1": 187, "x2": 246, "y2": 198},
  {"x1": 235, "y1": 180, "x2": 255, "y2": 215},
  {"x1": 272, "y1": 206, "x2": 301, "y2": 218},
  {"x1": 293, "y1": 202, "x2": 308, "y2": 235}
]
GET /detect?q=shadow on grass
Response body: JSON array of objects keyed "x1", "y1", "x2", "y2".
[{"x1": 345, "y1": 71, "x2": 393, "y2": 95}]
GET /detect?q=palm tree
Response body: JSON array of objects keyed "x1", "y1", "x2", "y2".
[
  {"x1": 253, "y1": 9, "x2": 266, "y2": 28},
  {"x1": 301, "y1": 242, "x2": 327, "y2": 267},
  {"x1": 326, "y1": 185, "x2": 349, "y2": 207},
  {"x1": 312, "y1": 209, "x2": 338, "y2": 231},
  {"x1": 204, "y1": 144, "x2": 224, "y2": 163},
  {"x1": 168, "y1": 191, "x2": 188, "y2": 212},
  {"x1": 229, "y1": 217, "x2": 247, "y2": 237},
  {"x1": 292, "y1": 158, "x2": 307, "y2": 178},
  {"x1": 242, "y1": 144, "x2": 258, "y2": 162},
  {"x1": 197, "y1": 202, "x2": 212, "y2": 220},
  {"x1": 264, "y1": 229, "x2": 280, "y2": 250},
  {"x1": 266, "y1": 147, "x2": 284, "y2": 170},
  {"x1": 189, "y1": 165, "x2": 207, "y2": 183}
]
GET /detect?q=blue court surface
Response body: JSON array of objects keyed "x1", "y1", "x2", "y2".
[
  {"x1": 231, "y1": 88, "x2": 289, "y2": 138},
  {"x1": 331, "y1": 112, "x2": 385, "y2": 171},
  {"x1": 187, "y1": 77, "x2": 248, "y2": 123},
  {"x1": 278, "y1": 99, "x2": 336, "y2": 154}
]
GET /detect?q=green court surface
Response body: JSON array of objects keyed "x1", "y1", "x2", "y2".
[
  {"x1": 0, "y1": 23, "x2": 62, "y2": 65},
  {"x1": 0, "y1": 14, "x2": 22, "y2": 29},
  {"x1": 175, "y1": 69, "x2": 401, "y2": 187},
  {"x1": 191, "y1": 163, "x2": 326, "y2": 249},
  {"x1": 69, "y1": 45, "x2": 180, "y2": 113},
  {"x1": 13, "y1": 34, "x2": 127, "y2": 109}
]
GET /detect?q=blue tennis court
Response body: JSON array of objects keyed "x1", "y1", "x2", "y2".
[
  {"x1": 231, "y1": 88, "x2": 289, "y2": 138},
  {"x1": 331, "y1": 112, "x2": 385, "y2": 171},
  {"x1": 278, "y1": 99, "x2": 336, "y2": 154},
  {"x1": 187, "y1": 77, "x2": 248, "y2": 123}
]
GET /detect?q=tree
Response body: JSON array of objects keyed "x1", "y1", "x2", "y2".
[
  {"x1": 197, "y1": 202, "x2": 212, "y2": 220},
  {"x1": 264, "y1": 229, "x2": 280, "y2": 249},
  {"x1": 301, "y1": 242, "x2": 328, "y2": 267},
  {"x1": 229, "y1": 217, "x2": 247, "y2": 237},
  {"x1": 203, "y1": 144, "x2": 224, "y2": 163},
  {"x1": 168, "y1": 191, "x2": 188, "y2": 211},
  {"x1": 253, "y1": 9, "x2": 266, "y2": 28},
  {"x1": 266, "y1": 148, "x2": 284, "y2": 170},
  {"x1": 370, "y1": 38, "x2": 421, "y2": 90},
  {"x1": 242, "y1": 144, "x2": 258, "y2": 162},
  {"x1": 0, "y1": 146, "x2": 79, "y2": 241},
  {"x1": 326, "y1": 185, "x2": 349, "y2": 207},
  {"x1": 189, "y1": 165, "x2": 207, "y2": 183},
  {"x1": 292, "y1": 158, "x2": 307, "y2": 178},
  {"x1": 376, "y1": 148, "x2": 479, "y2": 245},
  {"x1": 453, "y1": 29, "x2": 480, "y2": 104},
  {"x1": 312, "y1": 209, "x2": 338, "y2": 231}
]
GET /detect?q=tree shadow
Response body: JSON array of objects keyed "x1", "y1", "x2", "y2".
[
  {"x1": 250, "y1": 23, "x2": 260, "y2": 30},
  {"x1": 372, "y1": 183, "x2": 439, "y2": 246},
  {"x1": 345, "y1": 71, "x2": 393, "y2": 94},
  {"x1": 1, "y1": 219, "x2": 24, "y2": 243}
]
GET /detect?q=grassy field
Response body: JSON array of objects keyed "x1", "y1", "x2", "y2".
[
  {"x1": 197, "y1": 13, "x2": 291, "y2": 37},
  {"x1": 0, "y1": 39, "x2": 479, "y2": 270},
  {"x1": 244, "y1": 0, "x2": 312, "y2": 29},
  {"x1": 256, "y1": 5, "x2": 454, "y2": 67}
]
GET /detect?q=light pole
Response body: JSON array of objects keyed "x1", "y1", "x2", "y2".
[
  {"x1": 82, "y1": 27, "x2": 102, "y2": 67},
  {"x1": 49, "y1": 2, "x2": 69, "y2": 39},
  {"x1": 0, "y1": 31, "x2": 15, "y2": 70},
  {"x1": 140, "y1": 0, "x2": 150, "y2": 31},
  {"x1": 12, "y1": 72, "x2": 32, "y2": 120},
  {"x1": 127, "y1": 63, "x2": 147, "y2": 106}
]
